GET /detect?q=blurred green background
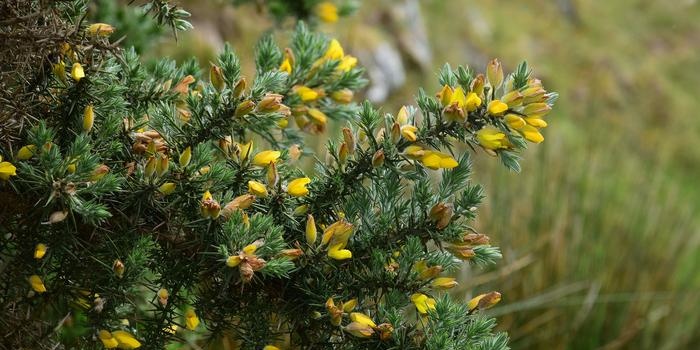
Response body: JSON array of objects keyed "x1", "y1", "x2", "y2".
[{"x1": 105, "y1": 0, "x2": 700, "y2": 348}]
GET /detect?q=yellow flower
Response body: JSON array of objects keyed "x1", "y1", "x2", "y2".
[
  {"x1": 342, "y1": 298, "x2": 358, "y2": 312},
  {"x1": 17, "y1": 145, "x2": 37, "y2": 160},
  {"x1": 400, "y1": 125, "x2": 418, "y2": 142},
  {"x1": 306, "y1": 214, "x2": 317, "y2": 245},
  {"x1": 287, "y1": 177, "x2": 311, "y2": 197},
  {"x1": 248, "y1": 180, "x2": 268, "y2": 197},
  {"x1": 158, "y1": 182, "x2": 176, "y2": 195},
  {"x1": 328, "y1": 243, "x2": 352, "y2": 260},
  {"x1": 345, "y1": 322, "x2": 375, "y2": 338},
  {"x1": 307, "y1": 108, "x2": 328, "y2": 126},
  {"x1": 519, "y1": 125, "x2": 544, "y2": 143},
  {"x1": 200, "y1": 191, "x2": 221, "y2": 219},
  {"x1": 316, "y1": 2, "x2": 339, "y2": 23},
  {"x1": 337, "y1": 55, "x2": 358, "y2": 72},
  {"x1": 321, "y1": 220, "x2": 353, "y2": 247},
  {"x1": 467, "y1": 291, "x2": 502, "y2": 311},
  {"x1": 350, "y1": 312, "x2": 376, "y2": 328},
  {"x1": 99, "y1": 330, "x2": 119, "y2": 348},
  {"x1": 437, "y1": 85, "x2": 453, "y2": 107},
  {"x1": 505, "y1": 114, "x2": 526, "y2": 129},
  {"x1": 295, "y1": 86, "x2": 319, "y2": 102},
  {"x1": 29, "y1": 275, "x2": 46, "y2": 293},
  {"x1": 209, "y1": 64, "x2": 225, "y2": 92},
  {"x1": 71, "y1": 63, "x2": 85, "y2": 82},
  {"x1": 179, "y1": 146, "x2": 192, "y2": 167},
  {"x1": 522, "y1": 102, "x2": 552, "y2": 116},
  {"x1": 226, "y1": 255, "x2": 241, "y2": 267},
  {"x1": 524, "y1": 116, "x2": 548, "y2": 128},
  {"x1": 324, "y1": 39, "x2": 344, "y2": 60},
  {"x1": 263, "y1": 346, "x2": 281, "y2": 350},
  {"x1": 87, "y1": 23, "x2": 115, "y2": 36},
  {"x1": 332, "y1": 89, "x2": 353, "y2": 103},
  {"x1": 0, "y1": 156, "x2": 17, "y2": 180},
  {"x1": 112, "y1": 330, "x2": 142, "y2": 349},
  {"x1": 53, "y1": 60, "x2": 67, "y2": 83},
  {"x1": 34, "y1": 244, "x2": 47, "y2": 259},
  {"x1": 185, "y1": 308, "x2": 200, "y2": 330},
  {"x1": 430, "y1": 277, "x2": 458, "y2": 289},
  {"x1": 487, "y1": 100, "x2": 508, "y2": 116},
  {"x1": 421, "y1": 151, "x2": 458, "y2": 170},
  {"x1": 410, "y1": 293, "x2": 436, "y2": 315},
  {"x1": 486, "y1": 58, "x2": 504, "y2": 89},
  {"x1": 279, "y1": 58, "x2": 292, "y2": 73},
  {"x1": 238, "y1": 140, "x2": 253, "y2": 161},
  {"x1": 443, "y1": 87, "x2": 465, "y2": 122},
  {"x1": 464, "y1": 92, "x2": 482, "y2": 112},
  {"x1": 476, "y1": 127, "x2": 509, "y2": 150},
  {"x1": 252, "y1": 150, "x2": 281, "y2": 167}
]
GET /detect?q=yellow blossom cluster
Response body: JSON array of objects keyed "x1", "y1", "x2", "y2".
[{"x1": 281, "y1": 39, "x2": 357, "y2": 134}]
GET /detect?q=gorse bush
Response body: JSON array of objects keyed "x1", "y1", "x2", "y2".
[{"x1": 0, "y1": 1, "x2": 556, "y2": 349}]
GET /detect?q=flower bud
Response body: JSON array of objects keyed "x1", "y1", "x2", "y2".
[
  {"x1": 390, "y1": 122, "x2": 401, "y2": 143},
  {"x1": 159, "y1": 182, "x2": 176, "y2": 195},
  {"x1": 342, "y1": 128, "x2": 355, "y2": 155},
  {"x1": 87, "y1": 23, "x2": 115, "y2": 36},
  {"x1": 232, "y1": 77, "x2": 247, "y2": 98},
  {"x1": 209, "y1": 64, "x2": 225, "y2": 92},
  {"x1": 437, "y1": 85, "x2": 453, "y2": 107},
  {"x1": 522, "y1": 103, "x2": 552, "y2": 116},
  {"x1": 338, "y1": 142, "x2": 349, "y2": 164},
  {"x1": 266, "y1": 161, "x2": 279, "y2": 187},
  {"x1": 113, "y1": 259, "x2": 125, "y2": 278},
  {"x1": 293, "y1": 205, "x2": 308, "y2": 216},
  {"x1": 17, "y1": 145, "x2": 37, "y2": 160},
  {"x1": 34, "y1": 243, "x2": 47, "y2": 259},
  {"x1": 464, "y1": 92, "x2": 482, "y2": 112},
  {"x1": 156, "y1": 155, "x2": 169, "y2": 177},
  {"x1": 29, "y1": 275, "x2": 47, "y2": 293},
  {"x1": 179, "y1": 146, "x2": 192, "y2": 168},
  {"x1": 49, "y1": 211, "x2": 68, "y2": 224},
  {"x1": 157, "y1": 288, "x2": 169, "y2": 306},
  {"x1": 431, "y1": 277, "x2": 458, "y2": 289},
  {"x1": 396, "y1": 106, "x2": 409, "y2": 125},
  {"x1": 307, "y1": 108, "x2": 328, "y2": 126},
  {"x1": 306, "y1": 214, "x2": 317, "y2": 245},
  {"x1": 144, "y1": 156, "x2": 156, "y2": 178},
  {"x1": 471, "y1": 74, "x2": 485, "y2": 97},
  {"x1": 257, "y1": 93, "x2": 284, "y2": 113},
  {"x1": 221, "y1": 194, "x2": 256, "y2": 218},
  {"x1": 71, "y1": 63, "x2": 85, "y2": 82},
  {"x1": 372, "y1": 149, "x2": 385, "y2": 168},
  {"x1": 83, "y1": 104, "x2": 94, "y2": 132},
  {"x1": 331, "y1": 89, "x2": 353, "y2": 104},
  {"x1": 91, "y1": 164, "x2": 110, "y2": 181},
  {"x1": 501, "y1": 91, "x2": 524, "y2": 107},
  {"x1": 468, "y1": 291, "x2": 502, "y2": 311},
  {"x1": 429, "y1": 202, "x2": 453, "y2": 230},
  {"x1": 235, "y1": 100, "x2": 256, "y2": 117},
  {"x1": 487, "y1": 59, "x2": 504, "y2": 89},
  {"x1": 248, "y1": 180, "x2": 268, "y2": 197}
]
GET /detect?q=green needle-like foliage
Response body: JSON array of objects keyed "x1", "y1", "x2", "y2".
[{"x1": 0, "y1": 1, "x2": 556, "y2": 349}]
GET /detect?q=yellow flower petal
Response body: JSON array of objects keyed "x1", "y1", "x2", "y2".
[
  {"x1": 487, "y1": 99, "x2": 509, "y2": 116},
  {"x1": 287, "y1": 177, "x2": 311, "y2": 197},
  {"x1": 71, "y1": 63, "x2": 85, "y2": 82},
  {"x1": 350, "y1": 312, "x2": 376, "y2": 327},
  {"x1": 520, "y1": 125, "x2": 544, "y2": 143},
  {"x1": 112, "y1": 330, "x2": 141, "y2": 349},
  {"x1": 29, "y1": 275, "x2": 46, "y2": 293},
  {"x1": 0, "y1": 161, "x2": 17, "y2": 180},
  {"x1": 34, "y1": 243, "x2": 47, "y2": 259},
  {"x1": 17, "y1": 145, "x2": 37, "y2": 160},
  {"x1": 316, "y1": 2, "x2": 339, "y2": 23},
  {"x1": 248, "y1": 180, "x2": 268, "y2": 197},
  {"x1": 99, "y1": 330, "x2": 119, "y2": 348},
  {"x1": 295, "y1": 86, "x2": 319, "y2": 102},
  {"x1": 185, "y1": 309, "x2": 200, "y2": 330},
  {"x1": 252, "y1": 150, "x2": 281, "y2": 167},
  {"x1": 324, "y1": 39, "x2": 344, "y2": 60}
]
